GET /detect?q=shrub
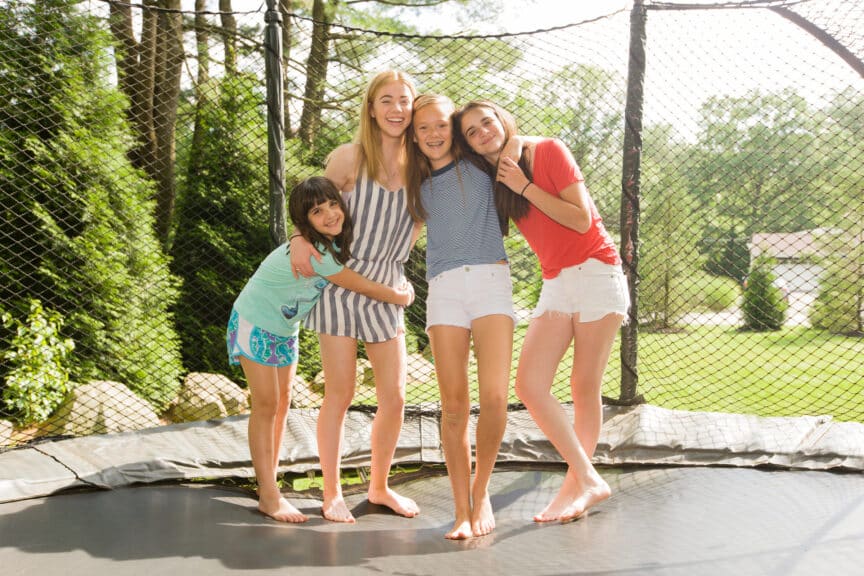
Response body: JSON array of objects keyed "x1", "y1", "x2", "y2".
[
  {"x1": 1, "y1": 300, "x2": 75, "y2": 425},
  {"x1": 742, "y1": 258, "x2": 787, "y2": 331}
]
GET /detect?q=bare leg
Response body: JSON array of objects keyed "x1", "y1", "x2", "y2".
[
  {"x1": 429, "y1": 325, "x2": 473, "y2": 539},
  {"x1": 514, "y1": 314, "x2": 609, "y2": 522},
  {"x1": 317, "y1": 334, "x2": 358, "y2": 523},
  {"x1": 556, "y1": 313, "x2": 622, "y2": 522},
  {"x1": 240, "y1": 357, "x2": 307, "y2": 523},
  {"x1": 365, "y1": 335, "x2": 420, "y2": 518},
  {"x1": 468, "y1": 314, "x2": 513, "y2": 536}
]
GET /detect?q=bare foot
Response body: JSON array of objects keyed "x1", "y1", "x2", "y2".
[
  {"x1": 322, "y1": 496, "x2": 356, "y2": 523},
  {"x1": 259, "y1": 496, "x2": 308, "y2": 523},
  {"x1": 534, "y1": 471, "x2": 581, "y2": 522},
  {"x1": 445, "y1": 518, "x2": 474, "y2": 540},
  {"x1": 559, "y1": 479, "x2": 611, "y2": 523},
  {"x1": 368, "y1": 487, "x2": 420, "y2": 518},
  {"x1": 470, "y1": 493, "x2": 495, "y2": 536}
]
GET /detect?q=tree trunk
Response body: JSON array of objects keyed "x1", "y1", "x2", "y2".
[
  {"x1": 108, "y1": 0, "x2": 157, "y2": 173},
  {"x1": 151, "y1": 0, "x2": 184, "y2": 245},
  {"x1": 280, "y1": 0, "x2": 293, "y2": 136},
  {"x1": 219, "y1": 0, "x2": 237, "y2": 76},
  {"x1": 298, "y1": 0, "x2": 335, "y2": 148},
  {"x1": 194, "y1": 0, "x2": 210, "y2": 88},
  {"x1": 190, "y1": 0, "x2": 210, "y2": 176}
]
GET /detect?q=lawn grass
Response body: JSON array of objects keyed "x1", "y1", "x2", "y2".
[{"x1": 404, "y1": 325, "x2": 863, "y2": 423}]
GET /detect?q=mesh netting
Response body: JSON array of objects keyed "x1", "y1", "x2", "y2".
[{"x1": 0, "y1": 0, "x2": 861, "y2": 450}]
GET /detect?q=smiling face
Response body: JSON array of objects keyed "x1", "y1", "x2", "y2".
[
  {"x1": 307, "y1": 198, "x2": 345, "y2": 240},
  {"x1": 412, "y1": 102, "x2": 454, "y2": 170},
  {"x1": 369, "y1": 80, "x2": 414, "y2": 140},
  {"x1": 459, "y1": 106, "x2": 507, "y2": 163}
]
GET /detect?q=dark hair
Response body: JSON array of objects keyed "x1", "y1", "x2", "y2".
[
  {"x1": 453, "y1": 100, "x2": 532, "y2": 235},
  {"x1": 288, "y1": 176, "x2": 353, "y2": 264}
]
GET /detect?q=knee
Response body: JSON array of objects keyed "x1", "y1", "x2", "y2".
[
  {"x1": 377, "y1": 390, "x2": 406, "y2": 414},
  {"x1": 440, "y1": 400, "x2": 470, "y2": 429},
  {"x1": 322, "y1": 383, "x2": 355, "y2": 413},
  {"x1": 515, "y1": 378, "x2": 539, "y2": 406},
  {"x1": 479, "y1": 389, "x2": 508, "y2": 414},
  {"x1": 251, "y1": 395, "x2": 280, "y2": 419}
]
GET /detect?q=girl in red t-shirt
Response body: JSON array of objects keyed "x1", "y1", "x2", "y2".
[{"x1": 455, "y1": 100, "x2": 630, "y2": 523}]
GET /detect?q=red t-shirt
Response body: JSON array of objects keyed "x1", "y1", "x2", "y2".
[{"x1": 514, "y1": 139, "x2": 620, "y2": 279}]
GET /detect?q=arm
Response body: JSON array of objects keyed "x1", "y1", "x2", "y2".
[
  {"x1": 324, "y1": 143, "x2": 359, "y2": 193},
  {"x1": 289, "y1": 234, "x2": 322, "y2": 279},
  {"x1": 496, "y1": 156, "x2": 592, "y2": 234},
  {"x1": 289, "y1": 144, "x2": 359, "y2": 278},
  {"x1": 324, "y1": 268, "x2": 415, "y2": 307},
  {"x1": 499, "y1": 135, "x2": 544, "y2": 165}
]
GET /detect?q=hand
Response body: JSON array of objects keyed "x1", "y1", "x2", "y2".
[
  {"x1": 395, "y1": 280, "x2": 415, "y2": 307},
  {"x1": 289, "y1": 235, "x2": 322, "y2": 279},
  {"x1": 500, "y1": 135, "x2": 524, "y2": 164},
  {"x1": 496, "y1": 157, "x2": 530, "y2": 195}
]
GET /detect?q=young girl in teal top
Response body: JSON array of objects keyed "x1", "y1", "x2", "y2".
[{"x1": 226, "y1": 176, "x2": 414, "y2": 523}]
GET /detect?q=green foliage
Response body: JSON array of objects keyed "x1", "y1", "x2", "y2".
[
  {"x1": 678, "y1": 270, "x2": 740, "y2": 313},
  {"x1": 404, "y1": 233, "x2": 429, "y2": 354},
  {"x1": 505, "y1": 234, "x2": 541, "y2": 313},
  {"x1": 701, "y1": 225, "x2": 751, "y2": 283},
  {"x1": 172, "y1": 74, "x2": 272, "y2": 374},
  {"x1": 0, "y1": 0, "x2": 183, "y2": 411},
  {"x1": 1, "y1": 300, "x2": 75, "y2": 425},
  {"x1": 639, "y1": 125, "x2": 703, "y2": 329},
  {"x1": 808, "y1": 89, "x2": 864, "y2": 335},
  {"x1": 742, "y1": 258, "x2": 787, "y2": 331},
  {"x1": 692, "y1": 89, "x2": 820, "y2": 235},
  {"x1": 810, "y1": 228, "x2": 864, "y2": 335}
]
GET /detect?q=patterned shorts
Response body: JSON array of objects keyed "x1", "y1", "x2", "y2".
[{"x1": 226, "y1": 308, "x2": 299, "y2": 367}]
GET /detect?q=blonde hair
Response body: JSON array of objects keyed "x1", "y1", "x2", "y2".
[
  {"x1": 405, "y1": 93, "x2": 457, "y2": 222},
  {"x1": 355, "y1": 70, "x2": 417, "y2": 186}
]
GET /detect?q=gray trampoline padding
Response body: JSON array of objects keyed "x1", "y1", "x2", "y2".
[
  {"x1": 0, "y1": 467, "x2": 862, "y2": 576},
  {"x1": 2, "y1": 404, "x2": 863, "y2": 503}
]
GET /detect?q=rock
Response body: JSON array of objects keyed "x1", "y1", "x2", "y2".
[
  {"x1": 168, "y1": 372, "x2": 249, "y2": 423},
  {"x1": 47, "y1": 380, "x2": 160, "y2": 436}
]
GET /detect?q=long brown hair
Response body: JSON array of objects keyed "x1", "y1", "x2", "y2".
[
  {"x1": 288, "y1": 176, "x2": 353, "y2": 265},
  {"x1": 405, "y1": 93, "x2": 457, "y2": 222},
  {"x1": 453, "y1": 100, "x2": 531, "y2": 234},
  {"x1": 355, "y1": 70, "x2": 417, "y2": 187}
]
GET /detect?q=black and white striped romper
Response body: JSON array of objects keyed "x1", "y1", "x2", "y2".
[{"x1": 304, "y1": 171, "x2": 414, "y2": 342}]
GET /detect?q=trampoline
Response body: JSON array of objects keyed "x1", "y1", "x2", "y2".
[{"x1": 2, "y1": 406, "x2": 863, "y2": 575}]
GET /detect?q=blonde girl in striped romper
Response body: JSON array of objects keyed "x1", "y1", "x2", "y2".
[{"x1": 290, "y1": 70, "x2": 424, "y2": 523}]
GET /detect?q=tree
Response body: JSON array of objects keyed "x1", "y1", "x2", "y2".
[
  {"x1": 0, "y1": 0, "x2": 184, "y2": 410},
  {"x1": 691, "y1": 89, "x2": 825, "y2": 281},
  {"x1": 638, "y1": 125, "x2": 701, "y2": 329},
  {"x1": 742, "y1": 257, "x2": 787, "y2": 331},
  {"x1": 808, "y1": 88, "x2": 864, "y2": 335},
  {"x1": 298, "y1": 0, "x2": 337, "y2": 150},
  {"x1": 108, "y1": 0, "x2": 185, "y2": 245},
  {"x1": 171, "y1": 74, "x2": 272, "y2": 374}
]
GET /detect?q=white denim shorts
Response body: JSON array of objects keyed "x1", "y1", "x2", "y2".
[
  {"x1": 426, "y1": 263, "x2": 516, "y2": 330},
  {"x1": 533, "y1": 259, "x2": 630, "y2": 323}
]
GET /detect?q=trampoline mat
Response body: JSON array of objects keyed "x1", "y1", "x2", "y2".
[{"x1": 1, "y1": 465, "x2": 862, "y2": 576}]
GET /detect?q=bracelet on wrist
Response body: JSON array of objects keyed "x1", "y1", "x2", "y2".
[{"x1": 520, "y1": 182, "x2": 531, "y2": 196}]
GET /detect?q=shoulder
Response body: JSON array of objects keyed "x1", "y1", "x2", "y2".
[
  {"x1": 311, "y1": 246, "x2": 344, "y2": 275},
  {"x1": 458, "y1": 158, "x2": 492, "y2": 183},
  {"x1": 324, "y1": 144, "x2": 361, "y2": 190},
  {"x1": 535, "y1": 138, "x2": 575, "y2": 164},
  {"x1": 537, "y1": 138, "x2": 568, "y2": 154}
]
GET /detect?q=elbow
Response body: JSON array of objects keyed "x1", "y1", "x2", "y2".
[{"x1": 573, "y1": 216, "x2": 592, "y2": 234}]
